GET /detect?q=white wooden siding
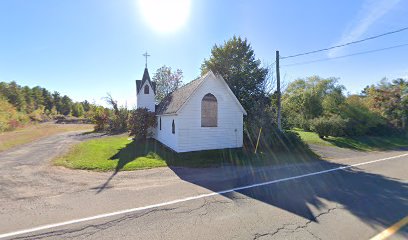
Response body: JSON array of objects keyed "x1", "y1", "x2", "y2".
[
  {"x1": 154, "y1": 115, "x2": 178, "y2": 152},
  {"x1": 136, "y1": 82, "x2": 155, "y2": 112},
  {"x1": 176, "y1": 75, "x2": 244, "y2": 152}
]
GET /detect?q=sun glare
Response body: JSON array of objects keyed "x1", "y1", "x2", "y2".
[{"x1": 138, "y1": 0, "x2": 191, "y2": 33}]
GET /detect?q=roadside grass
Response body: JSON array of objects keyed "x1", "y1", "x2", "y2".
[
  {"x1": 54, "y1": 135, "x2": 317, "y2": 171},
  {"x1": 293, "y1": 128, "x2": 408, "y2": 151},
  {"x1": 0, "y1": 123, "x2": 94, "y2": 152}
]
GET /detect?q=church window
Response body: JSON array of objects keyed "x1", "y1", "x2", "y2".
[
  {"x1": 172, "y1": 120, "x2": 175, "y2": 134},
  {"x1": 144, "y1": 84, "x2": 149, "y2": 94},
  {"x1": 201, "y1": 93, "x2": 217, "y2": 127}
]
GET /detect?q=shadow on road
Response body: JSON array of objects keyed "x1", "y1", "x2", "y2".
[
  {"x1": 169, "y1": 158, "x2": 408, "y2": 234},
  {"x1": 93, "y1": 138, "x2": 408, "y2": 236}
]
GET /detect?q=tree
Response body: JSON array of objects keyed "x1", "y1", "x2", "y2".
[
  {"x1": 31, "y1": 86, "x2": 44, "y2": 110},
  {"x1": 6, "y1": 81, "x2": 26, "y2": 112},
  {"x1": 153, "y1": 65, "x2": 183, "y2": 102},
  {"x1": 42, "y1": 88, "x2": 54, "y2": 112},
  {"x1": 282, "y1": 76, "x2": 346, "y2": 129},
  {"x1": 201, "y1": 36, "x2": 269, "y2": 125},
  {"x1": 92, "y1": 106, "x2": 110, "y2": 132},
  {"x1": 72, "y1": 102, "x2": 84, "y2": 117},
  {"x1": 22, "y1": 86, "x2": 34, "y2": 113},
  {"x1": 81, "y1": 100, "x2": 91, "y2": 112},
  {"x1": 128, "y1": 108, "x2": 156, "y2": 139},
  {"x1": 340, "y1": 95, "x2": 386, "y2": 136},
  {"x1": 60, "y1": 95, "x2": 73, "y2": 115},
  {"x1": 104, "y1": 93, "x2": 129, "y2": 132},
  {"x1": 52, "y1": 91, "x2": 62, "y2": 114},
  {"x1": 365, "y1": 78, "x2": 408, "y2": 129}
]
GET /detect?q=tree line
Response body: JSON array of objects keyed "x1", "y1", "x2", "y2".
[
  {"x1": 0, "y1": 81, "x2": 94, "y2": 131},
  {"x1": 282, "y1": 76, "x2": 408, "y2": 138}
]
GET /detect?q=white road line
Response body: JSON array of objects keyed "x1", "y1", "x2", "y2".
[{"x1": 1, "y1": 153, "x2": 407, "y2": 239}]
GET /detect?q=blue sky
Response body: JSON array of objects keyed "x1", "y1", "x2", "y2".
[{"x1": 1, "y1": 0, "x2": 407, "y2": 106}]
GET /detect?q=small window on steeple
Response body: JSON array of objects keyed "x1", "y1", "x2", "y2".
[{"x1": 144, "y1": 85, "x2": 149, "y2": 94}]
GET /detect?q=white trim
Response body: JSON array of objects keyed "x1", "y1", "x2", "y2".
[
  {"x1": 176, "y1": 70, "x2": 247, "y2": 115},
  {"x1": 214, "y1": 72, "x2": 247, "y2": 115}
]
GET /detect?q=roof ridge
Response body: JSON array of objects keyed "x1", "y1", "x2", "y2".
[
  {"x1": 156, "y1": 73, "x2": 208, "y2": 115},
  {"x1": 172, "y1": 75, "x2": 204, "y2": 93}
]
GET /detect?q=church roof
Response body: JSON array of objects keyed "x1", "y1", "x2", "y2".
[
  {"x1": 156, "y1": 73, "x2": 207, "y2": 115},
  {"x1": 136, "y1": 68, "x2": 156, "y2": 94}
]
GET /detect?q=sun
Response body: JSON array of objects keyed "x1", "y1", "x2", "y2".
[{"x1": 138, "y1": 0, "x2": 191, "y2": 33}]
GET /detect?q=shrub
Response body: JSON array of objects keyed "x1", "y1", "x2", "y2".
[
  {"x1": 128, "y1": 108, "x2": 156, "y2": 139},
  {"x1": 340, "y1": 95, "x2": 388, "y2": 136},
  {"x1": 28, "y1": 106, "x2": 47, "y2": 122},
  {"x1": 310, "y1": 115, "x2": 348, "y2": 138},
  {"x1": 0, "y1": 97, "x2": 29, "y2": 132},
  {"x1": 107, "y1": 106, "x2": 129, "y2": 133},
  {"x1": 72, "y1": 103, "x2": 84, "y2": 117},
  {"x1": 92, "y1": 107, "x2": 110, "y2": 132}
]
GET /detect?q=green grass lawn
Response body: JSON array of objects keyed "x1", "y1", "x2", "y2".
[
  {"x1": 293, "y1": 128, "x2": 408, "y2": 151},
  {"x1": 54, "y1": 135, "x2": 317, "y2": 171}
]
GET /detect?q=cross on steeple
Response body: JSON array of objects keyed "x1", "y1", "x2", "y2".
[{"x1": 142, "y1": 51, "x2": 150, "y2": 68}]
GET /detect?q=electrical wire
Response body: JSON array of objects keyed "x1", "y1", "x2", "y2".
[
  {"x1": 280, "y1": 43, "x2": 408, "y2": 67},
  {"x1": 280, "y1": 26, "x2": 408, "y2": 59}
]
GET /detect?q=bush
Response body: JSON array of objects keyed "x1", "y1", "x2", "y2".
[
  {"x1": 92, "y1": 107, "x2": 110, "y2": 132},
  {"x1": 72, "y1": 103, "x2": 84, "y2": 117},
  {"x1": 128, "y1": 108, "x2": 156, "y2": 139},
  {"x1": 107, "y1": 106, "x2": 129, "y2": 133},
  {"x1": 0, "y1": 97, "x2": 29, "y2": 132},
  {"x1": 28, "y1": 106, "x2": 49, "y2": 122},
  {"x1": 340, "y1": 96, "x2": 388, "y2": 136},
  {"x1": 310, "y1": 115, "x2": 348, "y2": 138}
]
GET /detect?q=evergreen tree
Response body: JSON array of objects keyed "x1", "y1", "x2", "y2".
[
  {"x1": 52, "y1": 91, "x2": 62, "y2": 114},
  {"x1": 31, "y1": 86, "x2": 44, "y2": 109},
  {"x1": 7, "y1": 81, "x2": 26, "y2": 112},
  {"x1": 22, "y1": 86, "x2": 35, "y2": 113},
  {"x1": 81, "y1": 100, "x2": 91, "y2": 112},
  {"x1": 60, "y1": 95, "x2": 73, "y2": 115},
  {"x1": 42, "y1": 88, "x2": 54, "y2": 112}
]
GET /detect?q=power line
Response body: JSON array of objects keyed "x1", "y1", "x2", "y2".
[
  {"x1": 280, "y1": 26, "x2": 408, "y2": 59},
  {"x1": 281, "y1": 43, "x2": 408, "y2": 67}
]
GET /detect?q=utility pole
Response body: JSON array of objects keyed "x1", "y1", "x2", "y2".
[{"x1": 276, "y1": 51, "x2": 282, "y2": 131}]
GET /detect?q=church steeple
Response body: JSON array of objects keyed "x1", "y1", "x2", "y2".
[
  {"x1": 137, "y1": 67, "x2": 156, "y2": 94},
  {"x1": 135, "y1": 66, "x2": 156, "y2": 112}
]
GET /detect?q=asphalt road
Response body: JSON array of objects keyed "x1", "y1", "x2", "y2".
[{"x1": 0, "y1": 132, "x2": 407, "y2": 240}]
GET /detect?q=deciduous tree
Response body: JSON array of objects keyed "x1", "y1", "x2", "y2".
[{"x1": 153, "y1": 65, "x2": 183, "y2": 102}]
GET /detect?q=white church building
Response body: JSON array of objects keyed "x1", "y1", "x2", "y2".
[{"x1": 136, "y1": 68, "x2": 247, "y2": 153}]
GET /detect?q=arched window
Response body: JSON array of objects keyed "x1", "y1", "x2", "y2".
[
  {"x1": 172, "y1": 120, "x2": 175, "y2": 134},
  {"x1": 159, "y1": 117, "x2": 162, "y2": 130},
  {"x1": 201, "y1": 93, "x2": 217, "y2": 127},
  {"x1": 144, "y1": 84, "x2": 149, "y2": 94}
]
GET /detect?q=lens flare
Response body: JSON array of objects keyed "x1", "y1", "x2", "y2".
[{"x1": 138, "y1": 0, "x2": 191, "y2": 33}]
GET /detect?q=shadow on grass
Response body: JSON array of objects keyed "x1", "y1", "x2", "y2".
[{"x1": 93, "y1": 138, "x2": 317, "y2": 193}]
